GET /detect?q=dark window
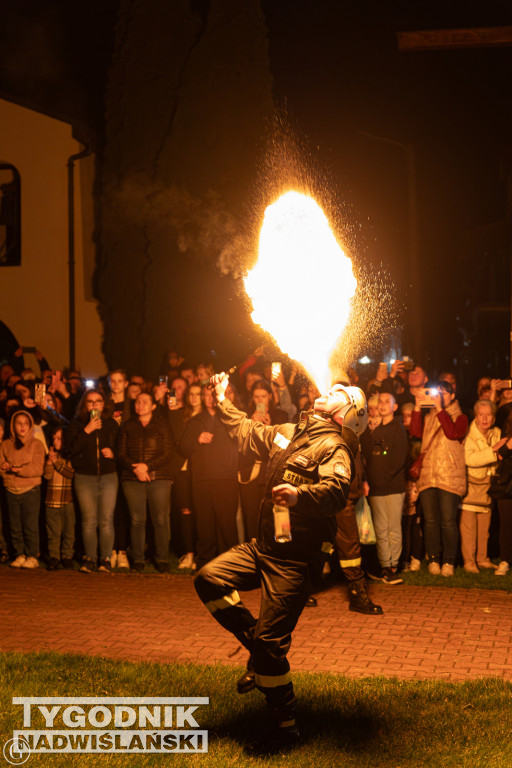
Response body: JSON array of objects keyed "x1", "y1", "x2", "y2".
[{"x1": 0, "y1": 164, "x2": 21, "y2": 266}]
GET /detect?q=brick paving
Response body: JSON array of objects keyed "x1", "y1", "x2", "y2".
[{"x1": 0, "y1": 568, "x2": 511, "y2": 681}]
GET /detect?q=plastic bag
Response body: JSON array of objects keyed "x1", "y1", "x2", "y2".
[{"x1": 354, "y1": 495, "x2": 377, "y2": 545}]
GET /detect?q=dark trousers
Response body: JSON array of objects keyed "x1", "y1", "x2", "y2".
[
  {"x1": 239, "y1": 480, "x2": 265, "y2": 542},
  {"x1": 193, "y1": 478, "x2": 239, "y2": 568},
  {"x1": 335, "y1": 500, "x2": 363, "y2": 582},
  {"x1": 6, "y1": 487, "x2": 41, "y2": 558},
  {"x1": 45, "y1": 502, "x2": 75, "y2": 560},
  {"x1": 113, "y1": 482, "x2": 130, "y2": 551},
  {"x1": 401, "y1": 506, "x2": 424, "y2": 564},
  {"x1": 122, "y1": 480, "x2": 171, "y2": 563},
  {"x1": 497, "y1": 498, "x2": 512, "y2": 563},
  {"x1": 420, "y1": 487, "x2": 459, "y2": 564},
  {"x1": 172, "y1": 469, "x2": 195, "y2": 554},
  {"x1": 194, "y1": 541, "x2": 310, "y2": 721}
]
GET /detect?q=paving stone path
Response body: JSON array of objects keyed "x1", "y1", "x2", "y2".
[{"x1": 1, "y1": 569, "x2": 511, "y2": 681}]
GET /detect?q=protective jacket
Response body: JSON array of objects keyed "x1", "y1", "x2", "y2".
[{"x1": 218, "y1": 399, "x2": 355, "y2": 562}]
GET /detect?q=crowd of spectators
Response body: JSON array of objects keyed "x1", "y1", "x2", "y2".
[{"x1": 1, "y1": 345, "x2": 511, "y2": 584}]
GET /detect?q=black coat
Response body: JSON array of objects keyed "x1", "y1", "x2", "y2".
[
  {"x1": 116, "y1": 412, "x2": 179, "y2": 481},
  {"x1": 66, "y1": 417, "x2": 119, "y2": 475},
  {"x1": 180, "y1": 409, "x2": 238, "y2": 481}
]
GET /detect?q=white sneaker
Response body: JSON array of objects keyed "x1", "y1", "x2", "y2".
[
  {"x1": 116, "y1": 551, "x2": 130, "y2": 570},
  {"x1": 410, "y1": 557, "x2": 422, "y2": 572},
  {"x1": 111, "y1": 550, "x2": 118, "y2": 568},
  {"x1": 178, "y1": 553, "x2": 196, "y2": 570},
  {"x1": 21, "y1": 556, "x2": 39, "y2": 569},
  {"x1": 428, "y1": 562, "x2": 441, "y2": 575},
  {"x1": 441, "y1": 563, "x2": 454, "y2": 577},
  {"x1": 10, "y1": 555, "x2": 26, "y2": 568},
  {"x1": 495, "y1": 561, "x2": 510, "y2": 576}
]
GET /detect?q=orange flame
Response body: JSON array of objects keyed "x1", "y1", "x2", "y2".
[{"x1": 244, "y1": 191, "x2": 357, "y2": 393}]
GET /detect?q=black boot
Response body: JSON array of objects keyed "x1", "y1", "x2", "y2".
[
  {"x1": 348, "y1": 578, "x2": 383, "y2": 615},
  {"x1": 236, "y1": 656, "x2": 256, "y2": 694},
  {"x1": 245, "y1": 707, "x2": 300, "y2": 755}
]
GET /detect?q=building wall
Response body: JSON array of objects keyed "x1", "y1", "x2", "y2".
[{"x1": 0, "y1": 97, "x2": 105, "y2": 376}]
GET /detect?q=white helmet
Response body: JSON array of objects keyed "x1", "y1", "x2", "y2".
[{"x1": 314, "y1": 384, "x2": 368, "y2": 436}]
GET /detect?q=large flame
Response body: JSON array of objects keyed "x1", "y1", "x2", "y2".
[{"x1": 244, "y1": 191, "x2": 357, "y2": 393}]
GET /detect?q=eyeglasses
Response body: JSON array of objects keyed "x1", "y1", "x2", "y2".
[{"x1": 86, "y1": 399, "x2": 103, "y2": 405}]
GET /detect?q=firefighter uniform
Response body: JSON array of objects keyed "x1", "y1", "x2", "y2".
[{"x1": 194, "y1": 398, "x2": 356, "y2": 728}]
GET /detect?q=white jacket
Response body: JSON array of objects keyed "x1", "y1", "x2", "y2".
[{"x1": 461, "y1": 419, "x2": 501, "y2": 512}]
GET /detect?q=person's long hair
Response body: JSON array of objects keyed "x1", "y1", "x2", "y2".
[
  {"x1": 183, "y1": 383, "x2": 203, "y2": 423},
  {"x1": 75, "y1": 389, "x2": 106, "y2": 423}
]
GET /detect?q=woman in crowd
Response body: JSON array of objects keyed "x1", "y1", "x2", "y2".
[
  {"x1": 493, "y1": 411, "x2": 512, "y2": 576},
  {"x1": 409, "y1": 380, "x2": 467, "y2": 576},
  {"x1": 0, "y1": 410, "x2": 45, "y2": 568},
  {"x1": 169, "y1": 382, "x2": 202, "y2": 570},
  {"x1": 238, "y1": 379, "x2": 287, "y2": 541},
  {"x1": 67, "y1": 389, "x2": 119, "y2": 573},
  {"x1": 460, "y1": 400, "x2": 503, "y2": 572},
  {"x1": 180, "y1": 383, "x2": 238, "y2": 569},
  {"x1": 117, "y1": 392, "x2": 176, "y2": 573}
]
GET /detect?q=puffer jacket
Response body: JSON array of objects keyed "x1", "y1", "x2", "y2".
[
  {"x1": 415, "y1": 400, "x2": 467, "y2": 497},
  {"x1": 462, "y1": 420, "x2": 501, "y2": 511},
  {"x1": 0, "y1": 410, "x2": 45, "y2": 493},
  {"x1": 116, "y1": 412, "x2": 179, "y2": 481}
]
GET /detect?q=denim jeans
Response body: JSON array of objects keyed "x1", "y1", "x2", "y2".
[
  {"x1": 122, "y1": 480, "x2": 171, "y2": 563},
  {"x1": 74, "y1": 473, "x2": 118, "y2": 562},
  {"x1": 419, "y1": 487, "x2": 460, "y2": 564},
  {"x1": 6, "y1": 487, "x2": 41, "y2": 558}
]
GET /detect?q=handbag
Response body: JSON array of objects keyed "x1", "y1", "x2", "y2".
[
  {"x1": 354, "y1": 495, "x2": 376, "y2": 545},
  {"x1": 408, "y1": 452, "x2": 425, "y2": 481},
  {"x1": 407, "y1": 423, "x2": 442, "y2": 481},
  {"x1": 488, "y1": 466, "x2": 512, "y2": 500}
]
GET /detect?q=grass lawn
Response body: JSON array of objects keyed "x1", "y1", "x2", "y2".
[{"x1": 1, "y1": 652, "x2": 511, "y2": 768}]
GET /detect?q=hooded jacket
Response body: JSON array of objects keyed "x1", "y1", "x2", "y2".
[{"x1": 0, "y1": 410, "x2": 45, "y2": 493}]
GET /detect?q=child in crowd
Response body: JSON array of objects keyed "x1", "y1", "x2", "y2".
[
  {"x1": 367, "y1": 394, "x2": 381, "y2": 431},
  {"x1": 401, "y1": 480, "x2": 422, "y2": 571},
  {"x1": 44, "y1": 427, "x2": 75, "y2": 570},
  {"x1": 0, "y1": 410, "x2": 45, "y2": 568}
]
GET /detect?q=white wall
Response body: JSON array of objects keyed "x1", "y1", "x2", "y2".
[{"x1": 0, "y1": 98, "x2": 105, "y2": 376}]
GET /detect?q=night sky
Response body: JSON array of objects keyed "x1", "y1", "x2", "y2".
[{"x1": 1, "y1": 0, "x2": 511, "y2": 393}]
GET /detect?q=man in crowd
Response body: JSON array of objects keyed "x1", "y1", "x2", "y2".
[{"x1": 361, "y1": 391, "x2": 408, "y2": 584}]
